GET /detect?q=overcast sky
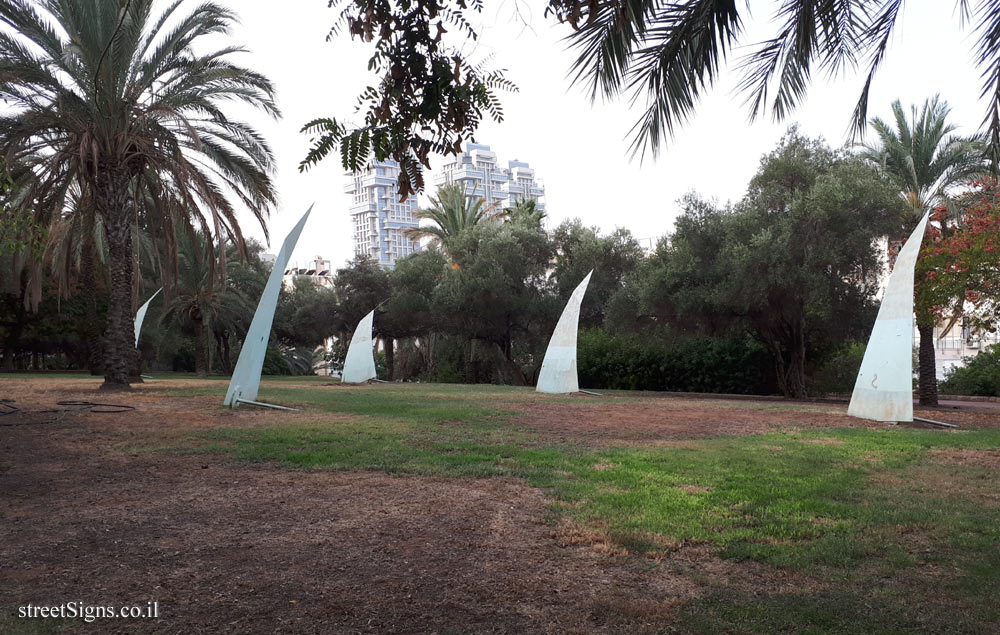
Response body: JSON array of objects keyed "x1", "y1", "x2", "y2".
[{"x1": 217, "y1": 1, "x2": 987, "y2": 268}]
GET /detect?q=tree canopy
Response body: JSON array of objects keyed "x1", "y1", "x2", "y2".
[{"x1": 618, "y1": 130, "x2": 907, "y2": 397}]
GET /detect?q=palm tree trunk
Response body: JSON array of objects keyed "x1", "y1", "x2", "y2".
[
  {"x1": 97, "y1": 165, "x2": 137, "y2": 389},
  {"x1": 918, "y1": 322, "x2": 938, "y2": 406},
  {"x1": 80, "y1": 229, "x2": 104, "y2": 376},
  {"x1": 194, "y1": 317, "x2": 208, "y2": 377}
]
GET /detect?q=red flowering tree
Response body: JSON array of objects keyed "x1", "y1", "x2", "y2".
[{"x1": 916, "y1": 179, "x2": 1000, "y2": 356}]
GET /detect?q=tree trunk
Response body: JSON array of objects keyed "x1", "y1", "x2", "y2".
[
  {"x1": 2, "y1": 343, "x2": 14, "y2": 370},
  {"x1": 465, "y1": 338, "x2": 475, "y2": 383},
  {"x1": 494, "y1": 342, "x2": 527, "y2": 385},
  {"x1": 216, "y1": 332, "x2": 234, "y2": 375},
  {"x1": 787, "y1": 315, "x2": 808, "y2": 399},
  {"x1": 786, "y1": 352, "x2": 807, "y2": 399},
  {"x1": 81, "y1": 223, "x2": 104, "y2": 376},
  {"x1": 97, "y1": 164, "x2": 137, "y2": 389},
  {"x1": 774, "y1": 354, "x2": 789, "y2": 397},
  {"x1": 2, "y1": 282, "x2": 27, "y2": 371},
  {"x1": 918, "y1": 322, "x2": 938, "y2": 406},
  {"x1": 385, "y1": 336, "x2": 395, "y2": 381},
  {"x1": 194, "y1": 317, "x2": 208, "y2": 377},
  {"x1": 222, "y1": 334, "x2": 232, "y2": 374}
]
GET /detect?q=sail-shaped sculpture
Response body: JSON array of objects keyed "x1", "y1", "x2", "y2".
[
  {"x1": 536, "y1": 270, "x2": 593, "y2": 394},
  {"x1": 848, "y1": 212, "x2": 930, "y2": 422},
  {"x1": 224, "y1": 206, "x2": 313, "y2": 406},
  {"x1": 134, "y1": 288, "x2": 162, "y2": 347},
  {"x1": 341, "y1": 310, "x2": 377, "y2": 383}
]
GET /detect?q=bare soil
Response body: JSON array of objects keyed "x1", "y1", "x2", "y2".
[
  {"x1": 509, "y1": 393, "x2": 999, "y2": 446},
  {"x1": 928, "y1": 447, "x2": 1000, "y2": 469},
  {"x1": 1, "y1": 378, "x2": 997, "y2": 633}
]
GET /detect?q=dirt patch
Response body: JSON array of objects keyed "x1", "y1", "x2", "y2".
[
  {"x1": 800, "y1": 437, "x2": 845, "y2": 445},
  {"x1": 675, "y1": 484, "x2": 711, "y2": 494},
  {"x1": 666, "y1": 544, "x2": 827, "y2": 596},
  {"x1": 510, "y1": 396, "x2": 873, "y2": 446},
  {"x1": 928, "y1": 448, "x2": 1000, "y2": 469},
  {"x1": 505, "y1": 395, "x2": 1000, "y2": 447},
  {"x1": 871, "y1": 460, "x2": 1000, "y2": 506},
  {"x1": 551, "y1": 520, "x2": 629, "y2": 557},
  {"x1": 1, "y1": 419, "x2": 704, "y2": 634}
]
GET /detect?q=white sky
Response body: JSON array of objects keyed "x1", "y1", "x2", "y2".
[{"x1": 218, "y1": 1, "x2": 987, "y2": 267}]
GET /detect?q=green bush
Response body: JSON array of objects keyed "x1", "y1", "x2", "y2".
[
  {"x1": 939, "y1": 344, "x2": 1000, "y2": 397},
  {"x1": 577, "y1": 329, "x2": 778, "y2": 394},
  {"x1": 261, "y1": 345, "x2": 292, "y2": 376},
  {"x1": 808, "y1": 342, "x2": 866, "y2": 396}
]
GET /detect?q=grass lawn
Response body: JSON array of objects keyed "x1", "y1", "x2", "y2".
[{"x1": 162, "y1": 380, "x2": 1000, "y2": 634}]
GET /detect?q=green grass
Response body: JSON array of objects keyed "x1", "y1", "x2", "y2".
[{"x1": 153, "y1": 380, "x2": 1000, "y2": 633}]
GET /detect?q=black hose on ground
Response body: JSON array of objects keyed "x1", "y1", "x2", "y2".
[{"x1": 0, "y1": 399, "x2": 135, "y2": 427}]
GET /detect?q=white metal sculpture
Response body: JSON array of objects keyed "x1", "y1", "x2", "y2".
[
  {"x1": 224, "y1": 206, "x2": 313, "y2": 407},
  {"x1": 536, "y1": 270, "x2": 593, "y2": 394},
  {"x1": 848, "y1": 212, "x2": 930, "y2": 422},
  {"x1": 341, "y1": 309, "x2": 377, "y2": 383},
  {"x1": 134, "y1": 287, "x2": 161, "y2": 347}
]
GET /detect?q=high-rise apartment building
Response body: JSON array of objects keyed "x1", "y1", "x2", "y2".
[
  {"x1": 344, "y1": 159, "x2": 420, "y2": 268},
  {"x1": 434, "y1": 143, "x2": 545, "y2": 212},
  {"x1": 283, "y1": 256, "x2": 334, "y2": 290}
]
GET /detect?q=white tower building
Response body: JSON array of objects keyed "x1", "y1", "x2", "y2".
[
  {"x1": 435, "y1": 143, "x2": 545, "y2": 212},
  {"x1": 344, "y1": 160, "x2": 420, "y2": 268}
]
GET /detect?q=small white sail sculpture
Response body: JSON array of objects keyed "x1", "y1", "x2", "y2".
[
  {"x1": 134, "y1": 287, "x2": 161, "y2": 347},
  {"x1": 224, "y1": 205, "x2": 313, "y2": 406},
  {"x1": 848, "y1": 212, "x2": 930, "y2": 422},
  {"x1": 536, "y1": 270, "x2": 593, "y2": 394},
  {"x1": 341, "y1": 309, "x2": 377, "y2": 383}
]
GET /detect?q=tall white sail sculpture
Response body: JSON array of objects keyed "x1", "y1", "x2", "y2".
[
  {"x1": 848, "y1": 212, "x2": 930, "y2": 422},
  {"x1": 224, "y1": 206, "x2": 313, "y2": 407},
  {"x1": 341, "y1": 310, "x2": 377, "y2": 383},
  {"x1": 134, "y1": 287, "x2": 161, "y2": 347},
  {"x1": 537, "y1": 270, "x2": 593, "y2": 394}
]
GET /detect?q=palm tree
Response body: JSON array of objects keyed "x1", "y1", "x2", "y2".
[
  {"x1": 0, "y1": 0, "x2": 278, "y2": 387},
  {"x1": 505, "y1": 198, "x2": 547, "y2": 229},
  {"x1": 404, "y1": 183, "x2": 507, "y2": 259},
  {"x1": 860, "y1": 97, "x2": 987, "y2": 212},
  {"x1": 160, "y1": 232, "x2": 250, "y2": 377},
  {"x1": 859, "y1": 96, "x2": 989, "y2": 406},
  {"x1": 556, "y1": 2, "x2": 1000, "y2": 163},
  {"x1": 42, "y1": 177, "x2": 167, "y2": 375}
]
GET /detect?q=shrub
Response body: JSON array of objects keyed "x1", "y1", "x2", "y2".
[
  {"x1": 577, "y1": 329, "x2": 778, "y2": 395},
  {"x1": 939, "y1": 344, "x2": 1000, "y2": 397},
  {"x1": 808, "y1": 342, "x2": 866, "y2": 396},
  {"x1": 261, "y1": 345, "x2": 292, "y2": 376}
]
